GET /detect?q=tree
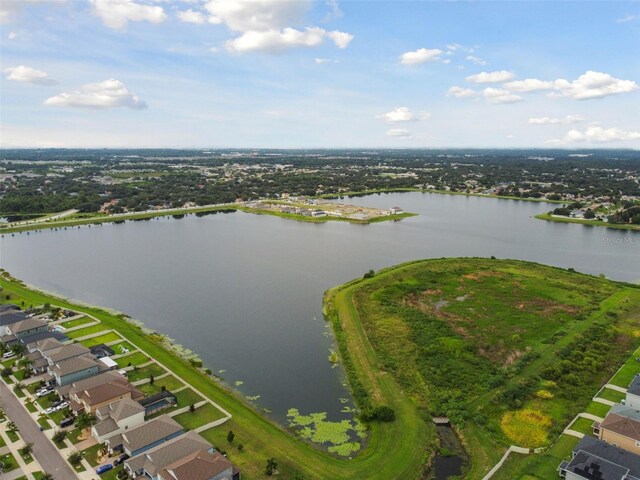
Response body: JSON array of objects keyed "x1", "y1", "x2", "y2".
[
  {"x1": 237, "y1": 443, "x2": 244, "y2": 451},
  {"x1": 67, "y1": 451, "x2": 83, "y2": 467},
  {"x1": 10, "y1": 344, "x2": 26, "y2": 357},
  {"x1": 189, "y1": 404, "x2": 195, "y2": 413},
  {"x1": 40, "y1": 474, "x2": 55, "y2": 480},
  {"x1": 74, "y1": 412, "x2": 95, "y2": 430},
  {"x1": 265, "y1": 458, "x2": 278, "y2": 476},
  {"x1": 52, "y1": 429, "x2": 67, "y2": 444},
  {"x1": 21, "y1": 442, "x2": 33, "y2": 457},
  {"x1": 17, "y1": 357, "x2": 31, "y2": 370},
  {"x1": 227, "y1": 430, "x2": 235, "y2": 444},
  {"x1": 1, "y1": 368, "x2": 11, "y2": 378},
  {"x1": 149, "y1": 374, "x2": 154, "y2": 385}
]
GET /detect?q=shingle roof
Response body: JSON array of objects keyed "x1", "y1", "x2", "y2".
[
  {"x1": 610, "y1": 404, "x2": 640, "y2": 423},
  {"x1": 32, "y1": 338, "x2": 64, "y2": 353},
  {"x1": 50, "y1": 354, "x2": 100, "y2": 377},
  {"x1": 629, "y1": 376, "x2": 640, "y2": 396},
  {"x1": 570, "y1": 436, "x2": 640, "y2": 478},
  {"x1": 0, "y1": 311, "x2": 28, "y2": 326},
  {"x1": 96, "y1": 398, "x2": 144, "y2": 422},
  {"x1": 115, "y1": 415, "x2": 183, "y2": 454},
  {"x1": 158, "y1": 449, "x2": 233, "y2": 480},
  {"x1": 125, "y1": 430, "x2": 210, "y2": 477},
  {"x1": 77, "y1": 382, "x2": 134, "y2": 407},
  {"x1": 58, "y1": 370, "x2": 127, "y2": 397},
  {"x1": 46, "y1": 344, "x2": 91, "y2": 364},
  {"x1": 8, "y1": 317, "x2": 47, "y2": 334},
  {"x1": 93, "y1": 418, "x2": 118, "y2": 437},
  {"x1": 601, "y1": 412, "x2": 640, "y2": 441},
  {"x1": 0, "y1": 305, "x2": 19, "y2": 312},
  {"x1": 566, "y1": 450, "x2": 629, "y2": 480}
]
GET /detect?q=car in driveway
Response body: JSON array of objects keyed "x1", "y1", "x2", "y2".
[
  {"x1": 36, "y1": 388, "x2": 53, "y2": 398},
  {"x1": 113, "y1": 453, "x2": 129, "y2": 466},
  {"x1": 2, "y1": 352, "x2": 15, "y2": 359},
  {"x1": 56, "y1": 401, "x2": 69, "y2": 411},
  {"x1": 96, "y1": 464, "x2": 113, "y2": 474}
]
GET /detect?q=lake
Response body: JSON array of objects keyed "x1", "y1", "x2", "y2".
[{"x1": 1, "y1": 192, "x2": 638, "y2": 424}]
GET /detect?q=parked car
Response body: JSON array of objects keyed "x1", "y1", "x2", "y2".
[
  {"x1": 44, "y1": 406, "x2": 56, "y2": 415},
  {"x1": 2, "y1": 352, "x2": 15, "y2": 359},
  {"x1": 113, "y1": 453, "x2": 129, "y2": 466},
  {"x1": 56, "y1": 401, "x2": 70, "y2": 411},
  {"x1": 59, "y1": 417, "x2": 74, "y2": 428},
  {"x1": 96, "y1": 464, "x2": 113, "y2": 474}
]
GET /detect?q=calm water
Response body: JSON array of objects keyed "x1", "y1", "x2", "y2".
[{"x1": 1, "y1": 192, "x2": 639, "y2": 424}]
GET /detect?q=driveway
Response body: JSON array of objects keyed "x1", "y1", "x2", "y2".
[{"x1": 0, "y1": 381, "x2": 78, "y2": 479}]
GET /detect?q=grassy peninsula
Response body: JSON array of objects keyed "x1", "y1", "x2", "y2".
[
  {"x1": 326, "y1": 258, "x2": 640, "y2": 479},
  {"x1": 535, "y1": 212, "x2": 640, "y2": 231}
]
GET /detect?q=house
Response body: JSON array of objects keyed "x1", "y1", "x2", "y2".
[
  {"x1": 310, "y1": 209, "x2": 327, "y2": 217},
  {"x1": 0, "y1": 310, "x2": 28, "y2": 336},
  {"x1": 27, "y1": 337, "x2": 63, "y2": 355},
  {"x1": 558, "y1": 435, "x2": 640, "y2": 479},
  {"x1": 0, "y1": 304, "x2": 19, "y2": 313},
  {"x1": 389, "y1": 206, "x2": 404, "y2": 215},
  {"x1": 90, "y1": 344, "x2": 115, "y2": 359},
  {"x1": 25, "y1": 351, "x2": 50, "y2": 374},
  {"x1": 48, "y1": 354, "x2": 102, "y2": 386},
  {"x1": 157, "y1": 449, "x2": 241, "y2": 480},
  {"x1": 45, "y1": 343, "x2": 91, "y2": 366},
  {"x1": 57, "y1": 370, "x2": 129, "y2": 399},
  {"x1": 6, "y1": 317, "x2": 48, "y2": 339},
  {"x1": 71, "y1": 379, "x2": 143, "y2": 414},
  {"x1": 106, "y1": 415, "x2": 183, "y2": 458},
  {"x1": 627, "y1": 377, "x2": 640, "y2": 410},
  {"x1": 91, "y1": 398, "x2": 146, "y2": 443},
  {"x1": 596, "y1": 405, "x2": 640, "y2": 455},
  {"x1": 139, "y1": 390, "x2": 177, "y2": 417},
  {"x1": 125, "y1": 430, "x2": 213, "y2": 479}
]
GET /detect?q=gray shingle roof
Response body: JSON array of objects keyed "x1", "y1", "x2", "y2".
[
  {"x1": 112, "y1": 415, "x2": 183, "y2": 454},
  {"x1": 7, "y1": 317, "x2": 45, "y2": 333},
  {"x1": 628, "y1": 376, "x2": 640, "y2": 396},
  {"x1": 50, "y1": 354, "x2": 100, "y2": 377},
  {"x1": 0, "y1": 311, "x2": 28, "y2": 326},
  {"x1": 570, "y1": 436, "x2": 640, "y2": 478}
]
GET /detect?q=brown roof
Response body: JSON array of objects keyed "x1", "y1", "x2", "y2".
[
  {"x1": 30, "y1": 337, "x2": 63, "y2": 353},
  {"x1": 46, "y1": 344, "x2": 91, "y2": 363},
  {"x1": 96, "y1": 398, "x2": 144, "y2": 422},
  {"x1": 9, "y1": 317, "x2": 48, "y2": 334},
  {"x1": 58, "y1": 370, "x2": 127, "y2": 397},
  {"x1": 158, "y1": 449, "x2": 233, "y2": 480},
  {"x1": 50, "y1": 354, "x2": 100, "y2": 377},
  {"x1": 77, "y1": 381, "x2": 134, "y2": 407},
  {"x1": 601, "y1": 412, "x2": 640, "y2": 441},
  {"x1": 112, "y1": 415, "x2": 183, "y2": 454}
]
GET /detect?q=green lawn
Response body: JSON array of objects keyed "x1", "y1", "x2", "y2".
[
  {"x1": 82, "y1": 443, "x2": 104, "y2": 467},
  {"x1": 0, "y1": 452, "x2": 19, "y2": 472},
  {"x1": 174, "y1": 388, "x2": 204, "y2": 407},
  {"x1": 0, "y1": 435, "x2": 5, "y2": 448},
  {"x1": 18, "y1": 447, "x2": 34, "y2": 464},
  {"x1": 13, "y1": 369, "x2": 27, "y2": 382},
  {"x1": 138, "y1": 375, "x2": 184, "y2": 396},
  {"x1": 6, "y1": 429, "x2": 19, "y2": 443},
  {"x1": 115, "y1": 351, "x2": 148, "y2": 368},
  {"x1": 36, "y1": 392, "x2": 57, "y2": 409},
  {"x1": 60, "y1": 316, "x2": 93, "y2": 329},
  {"x1": 110, "y1": 341, "x2": 135, "y2": 354},
  {"x1": 37, "y1": 416, "x2": 52, "y2": 430},
  {"x1": 66, "y1": 323, "x2": 109, "y2": 339},
  {"x1": 67, "y1": 427, "x2": 84, "y2": 445},
  {"x1": 569, "y1": 417, "x2": 596, "y2": 435},
  {"x1": 609, "y1": 354, "x2": 640, "y2": 388},
  {"x1": 173, "y1": 402, "x2": 226, "y2": 430},
  {"x1": 24, "y1": 400, "x2": 37, "y2": 413},
  {"x1": 584, "y1": 401, "x2": 611, "y2": 418},
  {"x1": 597, "y1": 387, "x2": 626, "y2": 403},
  {"x1": 127, "y1": 363, "x2": 165, "y2": 382},
  {"x1": 79, "y1": 332, "x2": 122, "y2": 347}
]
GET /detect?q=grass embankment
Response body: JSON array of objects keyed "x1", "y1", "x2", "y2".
[
  {"x1": 335, "y1": 258, "x2": 640, "y2": 479},
  {"x1": 0, "y1": 274, "x2": 430, "y2": 480},
  {"x1": 0, "y1": 205, "x2": 238, "y2": 234},
  {"x1": 535, "y1": 212, "x2": 640, "y2": 231},
  {"x1": 235, "y1": 206, "x2": 416, "y2": 224}
]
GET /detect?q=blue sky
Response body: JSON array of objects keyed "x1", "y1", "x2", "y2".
[{"x1": 1, "y1": 0, "x2": 639, "y2": 148}]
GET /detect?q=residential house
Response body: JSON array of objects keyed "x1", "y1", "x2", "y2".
[
  {"x1": 558, "y1": 435, "x2": 640, "y2": 479},
  {"x1": 0, "y1": 305, "x2": 19, "y2": 313},
  {"x1": 627, "y1": 377, "x2": 640, "y2": 410},
  {"x1": 125, "y1": 430, "x2": 212, "y2": 479},
  {"x1": 390, "y1": 206, "x2": 404, "y2": 215},
  {"x1": 71, "y1": 379, "x2": 143, "y2": 414},
  {"x1": 596, "y1": 405, "x2": 640, "y2": 455},
  {"x1": 139, "y1": 390, "x2": 177, "y2": 417},
  {"x1": 48, "y1": 353, "x2": 102, "y2": 386},
  {"x1": 45, "y1": 343, "x2": 91, "y2": 366},
  {"x1": 6, "y1": 317, "x2": 48, "y2": 339},
  {"x1": 27, "y1": 338, "x2": 63, "y2": 355},
  {"x1": 57, "y1": 370, "x2": 128, "y2": 399},
  {"x1": 91, "y1": 398, "x2": 146, "y2": 443},
  {"x1": 89, "y1": 344, "x2": 115, "y2": 359},
  {"x1": 0, "y1": 310, "x2": 28, "y2": 337},
  {"x1": 106, "y1": 415, "x2": 183, "y2": 458},
  {"x1": 157, "y1": 449, "x2": 241, "y2": 480}
]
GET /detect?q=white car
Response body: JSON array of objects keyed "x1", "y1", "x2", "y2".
[
  {"x1": 2, "y1": 352, "x2": 15, "y2": 359},
  {"x1": 36, "y1": 388, "x2": 53, "y2": 398},
  {"x1": 56, "y1": 401, "x2": 70, "y2": 411},
  {"x1": 44, "y1": 406, "x2": 56, "y2": 415}
]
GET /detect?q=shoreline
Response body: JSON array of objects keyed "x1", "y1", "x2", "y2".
[{"x1": 534, "y1": 212, "x2": 640, "y2": 231}]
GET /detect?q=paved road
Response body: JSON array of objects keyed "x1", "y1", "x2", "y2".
[{"x1": 0, "y1": 381, "x2": 78, "y2": 480}]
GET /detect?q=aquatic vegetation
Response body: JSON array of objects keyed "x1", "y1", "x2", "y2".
[
  {"x1": 246, "y1": 395, "x2": 261, "y2": 401},
  {"x1": 234, "y1": 380, "x2": 244, "y2": 386},
  {"x1": 328, "y1": 349, "x2": 339, "y2": 363},
  {"x1": 286, "y1": 408, "x2": 367, "y2": 456}
]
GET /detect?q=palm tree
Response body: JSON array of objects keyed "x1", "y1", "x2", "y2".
[
  {"x1": 74, "y1": 412, "x2": 95, "y2": 431},
  {"x1": 265, "y1": 458, "x2": 278, "y2": 476},
  {"x1": 7, "y1": 421, "x2": 18, "y2": 436},
  {"x1": 40, "y1": 474, "x2": 54, "y2": 480}
]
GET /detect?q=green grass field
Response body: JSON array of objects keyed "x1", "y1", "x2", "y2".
[
  {"x1": 174, "y1": 387, "x2": 204, "y2": 407},
  {"x1": 173, "y1": 402, "x2": 226, "y2": 430},
  {"x1": 79, "y1": 332, "x2": 121, "y2": 347},
  {"x1": 331, "y1": 258, "x2": 640, "y2": 479},
  {"x1": 597, "y1": 388, "x2": 626, "y2": 403},
  {"x1": 584, "y1": 401, "x2": 611, "y2": 418},
  {"x1": 127, "y1": 363, "x2": 165, "y2": 382},
  {"x1": 569, "y1": 417, "x2": 596, "y2": 435},
  {"x1": 60, "y1": 316, "x2": 93, "y2": 329},
  {"x1": 66, "y1": 323, "x2": 109, "y2": 339},
  {"x1": 115, "y1": 351, "x2": 148, "y2": 368}
]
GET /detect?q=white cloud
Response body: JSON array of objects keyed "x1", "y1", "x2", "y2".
[
  {"x1": 557, "y1": 125, "x2": 640, "y2": 143},
  {"x1": 1, "y1": 0, "x2": 66, "y2": 25},
  {"x1": 400, "y1": 48, "x2": 443, "y2": 65},
  {"x1": 552, "y1": 71, "x2": 639, "y2": 100},
  {"x1": 504, "y1": 78, "x2": 554, "y2": 92},
  {"x1": 314, "y1": 58, "x2": 337, "y2": 64},
  {"x1": 90, "y1": 0, "x2": 167, "y2": 30},
  {"x1": 466, "y1": 70, "x2": 515, "y2": 83},
  {"x1": 201, "y1": 0, "x2": 352, "y2": 53},
  {"x1": 446, "y1": 86, "x2": 478, "y2": 98},
  {"x1": 225, "y1": 27, "x2": 350, "y2": 53},
  {"x1": 4, "y1": 65, "x2": 57, "y2": 86},
  {"x1": 377, "y1": 107, "x2": 416, "y2": 122},
  {"x1": 44, "y1": 79, "x2": 147, "y2": 110},
  {"x1": 177, "y1": 9, "x2": 206, "y2": 24},
  {"x1": 466, "y1": 55, "x2": 487, "y2": 66},
  {"x1": 482, "y1": 88, "x2": 522, "y2": 104},
  {"x1": 617, "y1": 14, "x2": 637, "y2": 23},
  {"x1": 386, "y1": 128, "x2": 411, "y2": 138},
  {"x1": 8, "y1": 31, "x2": 18, "y2": 40},
  {"x1": 529, "y1": 115, "x2": 584, "y2": 125}
]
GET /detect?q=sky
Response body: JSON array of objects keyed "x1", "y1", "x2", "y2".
[{"x1": 1, "y1": 0, "x2": 639, "y2": 149}]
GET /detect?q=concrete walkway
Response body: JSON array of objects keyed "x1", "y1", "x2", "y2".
[{"x1": 605, "y1": 383, "x2": 628, "y2": 393}]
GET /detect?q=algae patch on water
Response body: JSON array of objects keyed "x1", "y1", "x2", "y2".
[{"x1": 286, "y1": 408, "x2": 366, "y2": 456}]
